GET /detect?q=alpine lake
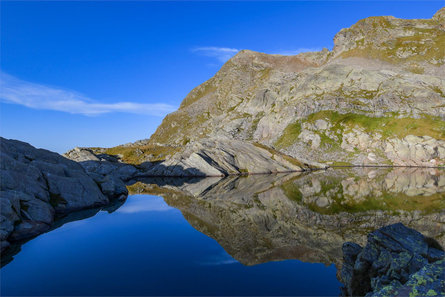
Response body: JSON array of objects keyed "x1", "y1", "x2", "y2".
[{"x1": 1, "y1": 167, "x2": 444, "y2": 296}]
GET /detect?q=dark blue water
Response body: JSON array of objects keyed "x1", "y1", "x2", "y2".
[{"x1": 1, "y1": 195, "x2": 341, "y2": 296}]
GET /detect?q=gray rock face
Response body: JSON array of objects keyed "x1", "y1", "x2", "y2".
[
  {"x1": 143, "y1": 138, "x2": 323, "y2": 177},
  {"x1": 385, "y1": 135, "x2": 445, "y2": 167},
  {"x1": 65, "y1": 147, "x2": 138, "y2": 197},
  {"x1": 341, "y1": 223, "x2": 445, "y2": 297},
  {"x1": 66, "y1": 139, "x2": 322, "y2": 178},
  {"x1": 0, "y1": 138, "x2": 129, "y2": 252}
]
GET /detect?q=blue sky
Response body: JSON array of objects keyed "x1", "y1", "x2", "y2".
[{"x1": 1, "y1": 1, "x2": 443, "y2": 153}]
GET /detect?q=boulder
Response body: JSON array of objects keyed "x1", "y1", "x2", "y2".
[{"x1": 341, "y1": 223, "x2": 445, "y2": 296}]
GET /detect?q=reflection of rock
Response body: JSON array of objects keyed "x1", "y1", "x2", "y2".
[
  {"x1": 1, "y1": 198, "x2": 126, "y2": 268},
  {"x1": 293, "y1": 168, "x2": 445, "y2": 212},
  {"x1": 341, "y1": 223, "x2": 444, "y2": 297},
  {"x1": 128, "y1": 168, "x2": 445, "y2": 271}
]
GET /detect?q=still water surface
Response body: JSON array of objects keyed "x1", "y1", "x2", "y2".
[
  {"x1": 1, "y1": 168, "x2": 444, "y2": 296},
  {"x1": 1, "y1": 195, "x2": 340, "y2": 296}
]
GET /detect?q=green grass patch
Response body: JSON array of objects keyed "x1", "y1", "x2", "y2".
[
  {"x1": 253, "y1": 142, "x2": 305, "y2": 168},
  {"x1": 307, "y1": 110, "x2": 445, "y2": 140},
  {"x1": 105, "y1": 144, "x2": 181, "y2": 165},
  {"x1": 180, "y1": 79, "x2": 217, "y2": 108},
  {"x1": 340, "y1": 24, "x2": 445, "y2": 65},
  {"x1": 274, "y1": 121, "x2": 302, "y2": 148},
  {"x1": 331, "y1": 161, "x2": 353, "y2": 166}
]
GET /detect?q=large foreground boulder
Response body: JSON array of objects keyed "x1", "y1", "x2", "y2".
[
  {"x1": 341, "y1": 223, "x2": 445, "y2": 296},
  {"x1": 0, "y1": 138, "x2": 128, "y2": 253}
]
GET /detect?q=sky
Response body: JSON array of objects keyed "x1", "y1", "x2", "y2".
[{"x1": 1, "y1": 1, "x2": 443, "y2": 153}]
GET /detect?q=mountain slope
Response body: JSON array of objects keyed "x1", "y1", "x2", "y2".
[{"x1": 112, "y1": 8, "x2": 445, "y2": 169}]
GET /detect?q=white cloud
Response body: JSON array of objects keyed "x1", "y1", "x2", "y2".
[
  {"x1": 0, "y1": 72, "x2": 177, "y2": 116},
  {"x1": 191, "y1": 46, "x2": 240, "y2": 63},
  {"x1": 117, "y1": 195, "x2": 174, "y2": 214},
  {"x1": 199, "y1": 252, "x2": 238, "y2": 266},
  {"x1": 271, "y1": 48, "x2": 322, "y2": 56},
  {"x1": 191, "y1": 46, "x2": 324, "y2": 63}
]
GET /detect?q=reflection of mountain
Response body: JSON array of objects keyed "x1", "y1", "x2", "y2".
[{"x1": 128, "y1": 168, "x2": 445, "y2": 270}]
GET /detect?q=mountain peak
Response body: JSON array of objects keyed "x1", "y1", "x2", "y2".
[
  {"x1": 141, "y1": 8, "x2": 445, "y2": 168},
  {"x1": 332, "y1": 8, "x2": 445, "y2": 65},
  {"x1": 433, "y1": 7, "x2": 445, "y2": 23}
]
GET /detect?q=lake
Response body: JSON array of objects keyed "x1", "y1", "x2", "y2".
[{"x1": 1, "y1": 168, "x2": 444, "y2": 296}]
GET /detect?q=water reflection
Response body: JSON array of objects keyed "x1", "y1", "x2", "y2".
[
  {"x1": 1, "y1": 198, "x2": 127, "y2": 268},
  {"x1": 128, "y1": 168, "x2": 445, "y2": 269},
  {"x1": 1, "y1": 195, "x2": 341, "y2": 296},
  {"x1": 2, "y1": 168, "x2": 444, "y2": 274}
]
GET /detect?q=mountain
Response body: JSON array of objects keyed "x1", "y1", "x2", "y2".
[{"x1": 100, "y1": 8, "x2": 445, "y2": 172}]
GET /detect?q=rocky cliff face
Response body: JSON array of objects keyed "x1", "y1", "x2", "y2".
[{"x1": 143, "y1": 8, "x2": 445, "y2": 167}]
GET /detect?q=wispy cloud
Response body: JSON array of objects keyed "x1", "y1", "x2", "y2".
[
  {"x1": 271, "y1": 48, "x2": 322, "y2": 56},
  {"x1": 199, "y1": 252, "x2": 238, "y2": 266},
  {"x1": 117, "y1": 195, "x2": 174, "y2": 214},
  {"x1": 191, "y1": 46, "x2": 240, "y2": 63},
  {"x1": 0, "y1": 72, "x2": 177, "y2": 116},
  {"x1": 191, "y1": 46, "x2": 323, "y2": 63}
]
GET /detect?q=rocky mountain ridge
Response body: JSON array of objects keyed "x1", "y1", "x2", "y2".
[{"x1": 107, "y1": 7, "x2": 445, "y2": 170}]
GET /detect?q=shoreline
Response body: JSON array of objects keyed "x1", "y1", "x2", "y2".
[{"x1": 130, "y1": 165, "x2": 445, "y2": 179}]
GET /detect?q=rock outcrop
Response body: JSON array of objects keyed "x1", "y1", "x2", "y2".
[
  {"x1": 0, "y1": 138, "x2": 129, "y2": 253},
  {"x1": 122, "y1": 7, "x2": 444, "y2": 168},
  {"x1": 66, "y1": 139, "x2": 320, "y2": 177},
  {"x1": 341, "y1": 223, "x2": 444, "y2": 297},
  {"x1": 144, "y1": 139, "x2": 322, "y2": 176}
]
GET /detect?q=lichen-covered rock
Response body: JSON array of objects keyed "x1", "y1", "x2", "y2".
[{"x1": 341, "y1": 223, "x2": 445, "y2": 296}]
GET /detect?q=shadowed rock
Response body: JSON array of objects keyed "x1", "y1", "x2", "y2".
[
  {"x1": 341, "y1": 223, "x2": 444, "y2": 296},
  {"x1": 0, "y1": 138, "x2": 129, "y2": 256}
]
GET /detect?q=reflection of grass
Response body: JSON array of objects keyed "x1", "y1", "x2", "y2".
[
  {"x1": 127, "y1": 182, "x2": 168, "y2": 195},
  {"x1": 280, "y1": 182, "x2": 303, "y2": 202},
  {"x1": 309, "y1": 190, "x2": 444, "y2": 215},
  {"x1": 280, "y1": 169, "x2": 445, "y2": 215}
]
